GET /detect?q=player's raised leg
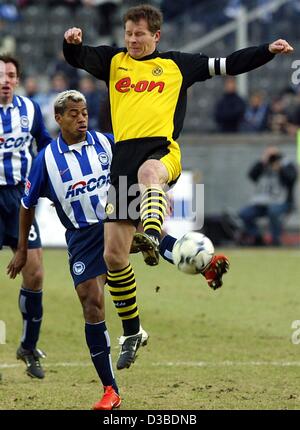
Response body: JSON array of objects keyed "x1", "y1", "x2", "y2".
[
  {"x1": 161, "y1": 233, "x2": 229, "y2": 289},
  {"x1": 133, "y1": 231, "x2": 230, "y2": 290},
  {"x1": 137, "y1": 159, "x2": 170, "y2": 266}
]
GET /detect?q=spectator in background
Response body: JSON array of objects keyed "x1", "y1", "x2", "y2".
[
  {"x1": 78, "y1": 75, "x2": 109, "y2": 130},
  {"x1": 18, "y1": 0, "x2": 81, "y2": 6},
  {"x1": 24, "y1": 76, "x2": 49, "y2": 110},
  {"x1": 242, "y1": 91, "x2": 270, "y2": 132},
  {"x1": 214, "y1": 76, "x2": 246, "y2": 132},
  {"x1": 81, "y1": 0, "x2": 121, "y2": 42},
  {"x1": 47, "y1": 50, "x2": 79, "y2": 89},
  {"x1": 0, "y1": 2, "x2": 19, "y2": 55},
  {"x1": 48, "y1": 0, "x2": 81, "y2": 7},
  {"x1": 43, "y1": 72, "x2": 70, "y2": 135},
  {"x1": 269, "y1": 95, "x2": 289, "y2": 134},
  {"x1": 285, "y1": 90, "x2": 300, "y2": 136},
  {"x1": 239, "y1": 146, "x2": 297, "y2": 246}
]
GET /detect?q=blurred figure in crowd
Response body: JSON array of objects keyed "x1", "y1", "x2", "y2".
[
  {"x1": 269, "y1": 95, "x2": 288, "y2": 134},
  {"x1": 239, "y1": 146, "x2": 297, "y2": 246},
  {"x1": 78, "y1": 76, "x2": 101, "y2": 129},
  {"x1": 215, "y1": 76, "x2": 246, "y2": 132},
  {"x1": 242, "y1": 91, "x2": 270, "y2": 132},
  {"x1": 43, "y1": 72, "x2": 69, "y2": 135},
  {"x1": 286, "y1": 90, "x2": 300, "y2": 136},
  {"x1": 24, "y1": 76, "x2": 49, "y2": 109},
  {"x1": 81, "y1": 0, "x2": 121, "y2": 41},
  {"x1": 0, "y1": 2, "x2": 19, "y2": 55},
  {"x1": 47, "y1": 50, "x2": 79, "y2": 89}
]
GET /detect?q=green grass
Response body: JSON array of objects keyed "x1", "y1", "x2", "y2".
[{"x1": 1, "y1": 248, "x2": 300, "y2": 410}]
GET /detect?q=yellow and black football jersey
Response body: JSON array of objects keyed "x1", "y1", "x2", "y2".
[
  {"x1": 64, "y1": 41, "x2": 274, "y2": 220},
  {"x1": 63, "y1": 42, "x2": 274, "y2": 145}
]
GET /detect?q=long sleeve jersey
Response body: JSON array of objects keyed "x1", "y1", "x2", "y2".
[{"x1": 64, "y1": 41, "x2": 275, "y2": 144}]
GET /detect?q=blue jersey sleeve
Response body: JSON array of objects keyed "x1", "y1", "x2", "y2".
[
  {"x1": 31, "y1": 101, "x2": 52, "y2": 151},
  {"x1": 103, "y1": 132, "x2": 114, "y2": 148},
  {"x1": 22, "y1": 148, "x2": 48, "y2": 208}
]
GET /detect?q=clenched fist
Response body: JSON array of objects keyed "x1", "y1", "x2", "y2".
[
  {"x1": 269, "y1": 39, "x2": 294, "y2": 54},
  {"x1": 64, "y1": 27, "x2": 83, "y2": 44}
]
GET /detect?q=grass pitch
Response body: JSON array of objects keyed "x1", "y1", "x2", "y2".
[{"x1": 1, "y1": 247, "x2": 300, "y2": 410}]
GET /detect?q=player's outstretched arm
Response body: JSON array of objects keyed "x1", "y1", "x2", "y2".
[
  {"x1": 63, "y1": 27, "x2": 115, "y2": 80},
  {"x1": 268, "y1": 39, "x2": 294, "y2": 54},
  {"x1": 223, "y1": 38, "x2": 293, "y2": 76},
  {"x1": 64, "y1": 27, "x2": 83, "y2": 45},
  {"x1": 7, "y1": 206, "x2": 36, "y2": 279}
]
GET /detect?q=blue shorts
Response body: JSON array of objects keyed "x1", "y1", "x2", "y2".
[
  {"x1": 65, "y1": 223, "x2": 107, "y2": 288},
  {"x1": 0, "y1": 184, "x2": 41, "y2": 250}
]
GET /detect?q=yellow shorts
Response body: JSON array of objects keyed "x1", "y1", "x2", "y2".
[
  {"x1": 159, "y1": 139, "x2": 182, "y2": 186},
  {"x1": 105, "y1": 137, "x2": 182, "y2": 223}
]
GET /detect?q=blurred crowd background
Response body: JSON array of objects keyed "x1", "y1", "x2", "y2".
[
  {"x1": 1, "y1": 0, "x2": 300, "y2": 135},
  {"x1": 1, "y1": 0, "x2": 299, "y2": 246}
]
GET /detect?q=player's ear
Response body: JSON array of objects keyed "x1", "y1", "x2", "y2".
[
  {"x1": 55, "y1": 113, "x2": 62, "y2": 125},
  {"x1": 154, "y1": 30, "x2": 160, "y2": 43}
]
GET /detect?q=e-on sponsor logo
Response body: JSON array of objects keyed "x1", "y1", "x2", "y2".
[
  {"x1": 115, "y1": 77, "x2": 165, "y2": 93},
  {"x1": 65, "y1": 174, "x2": 110, "y2": 199}
]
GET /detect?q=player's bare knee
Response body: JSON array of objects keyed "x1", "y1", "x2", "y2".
[
  {"x1": 104, "y1": 246, "x2": 127, "y2": 268},
  {"x1": 138, "y1": 164, "x2": 160, "y2": 186},
  {"x1": 82, "y1": 296, "x2": 104, "y2": 322},
  {"x1": 23, "y1": 267, "x2": 44, "y2": 291}
]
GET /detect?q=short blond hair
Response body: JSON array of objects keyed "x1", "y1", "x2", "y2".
[{"x1": 54, "y1": 90, "x2": 86, "y2": 115}]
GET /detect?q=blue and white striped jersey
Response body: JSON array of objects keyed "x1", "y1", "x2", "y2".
[
  {"x1": 0, "y1": 95, "x2": 51, "y2": 186},
  {"x1": 22, "y1": 130, "x2": 113, "y2": 229}
]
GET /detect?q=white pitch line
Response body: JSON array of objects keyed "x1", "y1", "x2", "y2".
[
  {"x1": 0, "y1": 362, "x2": 92, "y2": 369},
  {"x1": 2, "y1": 360, "x2": 300, "y2": 369},
  {"x1": 151, "y1": 361, "x2": 300, "y2": 367}
]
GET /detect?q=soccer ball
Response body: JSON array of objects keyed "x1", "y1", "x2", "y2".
[{"x1": 172, "y1": 232, "x2": 214, "y2": 274}]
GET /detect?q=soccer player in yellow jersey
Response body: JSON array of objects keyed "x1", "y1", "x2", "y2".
[{"x1": 63, "y1": 4, "x2": 293, "y2": 370}]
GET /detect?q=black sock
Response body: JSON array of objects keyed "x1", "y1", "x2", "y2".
[
  {"x1": 159, "y1": 234, "x2": 177, "y2": 264},
  {"x1": 85, "y1": 321, "x2": 118, "y2": 393},
  {"x1": 19, "y1": 288, "x2": 43, "y2": 350}
]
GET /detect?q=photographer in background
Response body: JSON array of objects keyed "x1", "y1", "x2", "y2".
[{"x1": 239, "y1": 146, "x2": 298, "y2": 246}]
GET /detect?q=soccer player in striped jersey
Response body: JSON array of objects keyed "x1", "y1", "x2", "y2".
[
  {"x1": 63, "y1": 4, "x2": 293, "y2": 370},
  {"x1": 0, "y1": 55, "x2": 52, "y2": 379},
  {"x1": 7, "y1": 90, "x2": 121, "y2": 410}
]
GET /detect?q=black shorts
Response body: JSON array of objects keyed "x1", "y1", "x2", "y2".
[
  {"x1": 0, "y1": 184, "x2": 42, "y2": 250},
  {"x1": 104, "y1": 137, "x2": 181, "y2": 224}
]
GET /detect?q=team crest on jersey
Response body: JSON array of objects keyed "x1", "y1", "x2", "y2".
[
  {"x1": 73, "y1": 261, "x2": 85, "y2": 275},
  {"x1": 25, "y1": 179, "x2": 31, "y2": 196},
  {"x1": 105, "y1": 203, "x2": 115, "y2": 215},
  {"x1": 152, "y1": 66, "x2": 163, "y2": 76},
  {"x1": 98, "y1": 152, "x2": 109, "y2": 165},
  {"x1": 20, "y1": 115, "x2": 29, "y2": 128}
]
